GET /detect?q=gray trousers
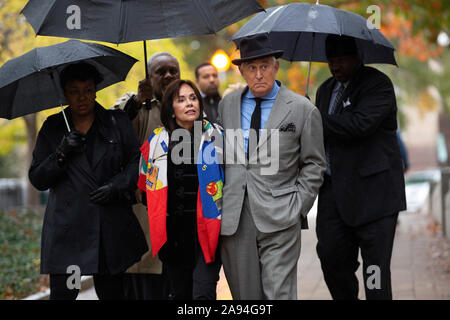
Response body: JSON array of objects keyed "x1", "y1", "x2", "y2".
[{"x1": 221, "y1": 196, "x2": 302, "y2": 300}]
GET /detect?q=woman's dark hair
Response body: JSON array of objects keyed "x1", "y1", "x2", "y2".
[
  {"x1": 161, "y1": 79, "x2": 204, "y2": 133},
  {"x1": 59, "y1": 62, "x2": 104, "y2": 89}
]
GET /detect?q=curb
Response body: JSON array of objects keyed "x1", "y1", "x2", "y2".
[{"x1": 22, "y1": 276, "x2": 94, "y2": 300}]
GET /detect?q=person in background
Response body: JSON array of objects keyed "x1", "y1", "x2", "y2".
[
  {"x1": 29, "y1": 62, "x2": 147, "y2": 300},
  {"x1": 195, "y1": 62, "x2": 221, "y2": 122},
  {"x1": 112, "y1": 52, "x2": 181, "y2": 299},
  {"x1": 138, "y1": 79, "x2": 223, "y2": 299},
  {"x1": 315, "y1": 34, "x2": 406, "y2": 300}
]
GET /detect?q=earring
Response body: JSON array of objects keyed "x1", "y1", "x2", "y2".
[{"x1": 171, "y1": 114, "x2": 175, "y2": 118}]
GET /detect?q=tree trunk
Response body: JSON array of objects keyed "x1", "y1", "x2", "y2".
[{"x1": 23, "y1": 114, "x2": 39, "y2": 207}]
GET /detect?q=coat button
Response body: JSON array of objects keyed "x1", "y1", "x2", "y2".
[{"x1": 176, "y1": 187, "x2": 184, "y2": 197}]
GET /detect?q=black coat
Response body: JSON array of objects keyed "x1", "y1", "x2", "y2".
[
  {"x1": 202, "y1": 94, "x2": 221, "y2": 123},
  {"x1": 316, "y1": 66, "x2": 406, "y2": 226},
  {"x1": 29, "y1": 104, "x2": 148, "y2": 275}
]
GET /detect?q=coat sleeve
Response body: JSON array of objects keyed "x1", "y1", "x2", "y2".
[
  {"x1": 320, "y1": 74, "x2": 396, "y2": 141},
  {"x1": 296, "y1": 106, "x2": 326, "y2": 217},
  {"x1": 216, "y1": 99, "x2": 224, "y2": 127},
  {"x1": 107, "y1": 112, "x2": 140, "y2": 204},
  {"x1": 28, "y1": 120, "x2": 67, "y2": 191}
]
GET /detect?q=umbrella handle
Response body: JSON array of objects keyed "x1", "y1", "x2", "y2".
[
  {"x1": 143, "y1": 40, "x2": 152, "y2": 108},
  {"x1": 60, "y1": 105, "x2": 71, "y2": 132},
  {"x1": 50, "y1": 70, "x2": 71, "y2": 132},
  {"x1": 143, "y1": 40, "x2": 149, "y2": 78}
]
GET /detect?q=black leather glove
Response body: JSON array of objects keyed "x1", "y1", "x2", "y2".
[
  {"x1": 89, "y1": 183, "x2": 118, "y2": 205},
  {"x1": 57, "y1": 130, "x2": 86, "y2": 159}
]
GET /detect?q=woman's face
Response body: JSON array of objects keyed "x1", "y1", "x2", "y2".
[
  {"x1": 172, "y1": 84, "x2": 200, "y2": 130},
  {"x1": 64, "y1": 79, "x2": 96, "y2": 117}
]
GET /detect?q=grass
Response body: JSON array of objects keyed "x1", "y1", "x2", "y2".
[{"x1": 0, "y1": 208, "x2": 48, "y2": 299}]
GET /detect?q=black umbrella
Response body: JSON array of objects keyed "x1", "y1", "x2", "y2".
[
  {"x1": 231, "y1": 2, "x2": 397, "y2": 96},
  {"x1": 22, "y1": 0, "x2": 264, "y2": 77},
  {"x1": 0, "y1": 40, "x2": 137, "y2": 131}
]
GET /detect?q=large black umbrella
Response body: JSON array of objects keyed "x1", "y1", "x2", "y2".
[
  {"x1": 22, "y1": 0, "x2": 264, "y2": 77},
  {"x1": 0, "y1": 40, "x2": 137, "y2": 131},
  {"x1": 231, "y1": 2, "x2": 397, "y2": 96}
]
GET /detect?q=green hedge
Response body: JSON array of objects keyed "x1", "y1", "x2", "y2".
[{"x1": 0, "y1": 208, "x2": 47, "y2": 299}]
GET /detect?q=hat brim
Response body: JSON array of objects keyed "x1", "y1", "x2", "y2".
[{"x1": 232, "y1": 50, "x2": 284, "y2": 65}]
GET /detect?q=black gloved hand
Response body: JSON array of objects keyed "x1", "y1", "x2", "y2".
[
  {"x1": 57, "y1": 130, "x2": 86, "y2": 159},
  {"x1": 89, "y1": 183, "x2": 117, "y2": 205}
]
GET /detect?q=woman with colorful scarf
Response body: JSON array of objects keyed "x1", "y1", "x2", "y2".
[{"x1": 138, "y1": 79, "x2": 223, "y2": 300}]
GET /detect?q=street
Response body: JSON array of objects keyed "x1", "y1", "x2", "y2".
[{"x1": 77, "y1": 202, "x2": 450, "y2": 300}]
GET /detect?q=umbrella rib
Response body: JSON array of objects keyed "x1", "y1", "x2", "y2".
[
  {"x1": 289, "y1": 31, "x2": 303, "y2": 62},
  {"x1": 193, "y1": 0, "x2": 216, "y2": 34},
  {"x1": 21, "y1": 0, "x2": 58, "y2": 36}
]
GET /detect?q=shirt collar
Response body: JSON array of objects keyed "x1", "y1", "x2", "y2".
[
  {"x1": 245, "y1": 80, "x2": 280, "y2": 100},
  {"x1": 337, "y1": 80, "x2": 350, "y2": 89}
]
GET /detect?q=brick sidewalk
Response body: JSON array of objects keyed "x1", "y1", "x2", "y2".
[
  {"x1": 78, "y1": 206, "x2": 450, "y2": 300},
  {"x1": 218, "y1": 207, "x2": 450, "y2": 300}
]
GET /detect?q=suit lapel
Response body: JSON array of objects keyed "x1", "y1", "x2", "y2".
[
  {"x1": 249, "y1": 85, "x2": 291, "y2": 160},
  {"x1": 320, "y1": 78, "x2": 336, "y2": 114},
  {"x1": 263, "y1": 85, "x2": 292, "y2": 130},
  {"x1": 231, "y1": 88, "x2": 246, "y2": 153}
]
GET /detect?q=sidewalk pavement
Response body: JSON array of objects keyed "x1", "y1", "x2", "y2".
[{"x1": 77, "y1": 203, "x2": 450, "y2": 300}]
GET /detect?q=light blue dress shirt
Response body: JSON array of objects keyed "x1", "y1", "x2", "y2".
[{"x1": 241, "y1": 81, "x2": 280, "y2": 156}]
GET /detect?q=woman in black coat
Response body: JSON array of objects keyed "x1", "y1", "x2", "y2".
[{"x1": 29, "y1": 62, "x2": 147, "y2": 300}]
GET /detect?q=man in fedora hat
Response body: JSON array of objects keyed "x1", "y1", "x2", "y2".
[{"x1": 217, "y1": 33, "x2": 326, "y2": 299}]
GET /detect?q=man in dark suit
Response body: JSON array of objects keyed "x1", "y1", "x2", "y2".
[{"x1": 315, "y1": 34, "x2": 406, "y2": 300}]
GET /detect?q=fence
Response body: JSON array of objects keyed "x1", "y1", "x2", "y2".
[{"x1": 0, "y1": 178, "x2": 26, "y2": 210}]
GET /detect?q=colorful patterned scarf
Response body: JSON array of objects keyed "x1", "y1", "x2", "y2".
[{"x1": 138, "y1": 120, "x2": 223, "y2": 263}]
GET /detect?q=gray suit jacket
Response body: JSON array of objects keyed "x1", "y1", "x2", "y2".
[{"x1": 217, "y1": 83, "x2": 326, "y2": 235}]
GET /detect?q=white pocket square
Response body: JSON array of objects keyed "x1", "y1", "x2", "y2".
[{"x1": 342, "y1": 98, "x2": 351, "y2": 108}]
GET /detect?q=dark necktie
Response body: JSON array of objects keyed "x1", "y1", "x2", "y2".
[
  {"x1": 328, "y1": 82, "x2": 345, "y2": 115},
  {"x1": 326, "y1": 83, "x2": 345, "y2": 175},
  {"x1": 248, "y1": 97, "x2": 263, "y2": 156}
]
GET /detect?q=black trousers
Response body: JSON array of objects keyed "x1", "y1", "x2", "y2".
[
  {"x1": 123, "y1": 273, "x2": 165, "y2": 300},
  {"x1": 316, "y1": 175, "x2": 398, "y2": 300},
  {"x1": 49, "y1": 235, "x2": 125, "y2": 300},
  {"x1": 164, "y1": 243, "x2": 221, "y2": 300},
  {"x1": 49, "y1": 273, "x2": 125, "y2": 300}
]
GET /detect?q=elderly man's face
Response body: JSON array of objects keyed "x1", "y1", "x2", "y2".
[
  {"x1": 149, "y1": 55, "x2": 180, "y2": 100},
  {"x1": 239, "y1": 56, "x2": 279, "y2": 98}
]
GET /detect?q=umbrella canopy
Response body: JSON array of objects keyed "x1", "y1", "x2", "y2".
[
  {"x1": 22, "y1": 0, "x2": 264, "y2": 44},
  {"x1": 22, "y1": 0, "x2": 264, "y2": 76},
  {"x1": 231, "y1": 2, "x2": 397, "y2": 65},
  {"x1": 0, "y1": 39, "x2": 137, "y2": 120}
]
